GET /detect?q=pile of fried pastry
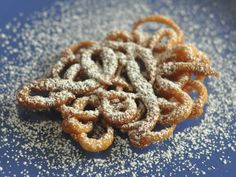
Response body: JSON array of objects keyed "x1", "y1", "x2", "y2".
[{"x1": 17, "y1": 15, "x2": 219, "y2": 152}]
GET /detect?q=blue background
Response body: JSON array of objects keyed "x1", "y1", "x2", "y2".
[{"x1": 0, "y1": 0, "x2": 235, "y2": 177}]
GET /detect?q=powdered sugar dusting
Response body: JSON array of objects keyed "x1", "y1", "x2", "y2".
[{"x1": 0, "y1": 0, "x2": 236, "y2": 176}]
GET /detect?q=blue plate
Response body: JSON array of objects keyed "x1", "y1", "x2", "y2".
[{"x1": 0, "y1": 0, "x2": 236, "y2": 176}]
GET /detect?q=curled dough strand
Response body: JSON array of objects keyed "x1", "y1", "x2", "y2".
[
  {"x1": 149, "y1": 28, "x2": 179, "y2": 52},
  {"x1": 106, "y1": 30, "x2": 132, "y2": 42},
  {"x1": 132, "y1": 15, "x2": 184, "y2": 43},
  {"x1": 17, "y1": 82, "x2": 75, "y2": 109},
  {"x1": 128, "y1": 125, "x2": 176, "y2": 147},
  {"x1": 72, "y1": 126, "x2": 114, "y2": 152},
  {"x1": 154, "y1": 76, "x2": 193, "y2": 125},
  {"x1": 58, "y1": 96, "x2": 99, "y2": 121},
  {"x1": 62, "y1": 117, "x2": 93, "y2": 134},
  {"x1": 99, "y1": 90, "x2": 138, "y2": 126},
  {"x1": 52, "y1": 40, "x2": 97, "y2": 79},
  {"x1": 183, "y1": 80, "x2": 208, "y2": 118}
]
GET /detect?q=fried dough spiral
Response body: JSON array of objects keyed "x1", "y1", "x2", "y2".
[{"x1": 17, "y1": 15, "x2": 219, "y2": 152}]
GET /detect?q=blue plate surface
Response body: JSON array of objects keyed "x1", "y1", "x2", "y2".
[{"x1": 0, "y1": 0, "x2": 236, "y2": 176}]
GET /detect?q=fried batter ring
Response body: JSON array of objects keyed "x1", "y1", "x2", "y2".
[
  {"x1": 132, "y1": 15, "x2": 184, "y2": 45},
  {"x1": 128, "y1": 125, "x2": 176, "y2": 147},
  {"x1": 59, "y1": 96, "x2": 99, "y2": 121},
  {"x1": 72, "y1": 126, "x2": 114, "y2": 152},
  {"x1": 17, "y1": 80, "x2": 75, "y2": 109},
  {"x1": 52, "y1": 40, "x2": 97, "y2": 79},
  {"x1": 62, "y1": 117, "x2": 93, "y2": 134},
  {"x1": 154, "y1": 76, "x2": 193, "y2": 125},
  {"x1": 17, "y1": 78, "x2": 100, "y2": 108},
  {"x1": 183, "y1": 80, "x2": 208, "y2": 118},
  {"x1": 149, "y1": 28, "x2": 179, "y2": 52},
  {"x1": 99, "y1": 90, "x2": 138, "y2": 126}
]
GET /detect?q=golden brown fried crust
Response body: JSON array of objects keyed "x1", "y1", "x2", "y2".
[{"x1": 16, "y1": 15, "x2": 219, "y2": 152}]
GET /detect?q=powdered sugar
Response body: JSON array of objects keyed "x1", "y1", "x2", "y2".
[{"x1": 0, "y1": 0, "x2": 236, "y2": 176}]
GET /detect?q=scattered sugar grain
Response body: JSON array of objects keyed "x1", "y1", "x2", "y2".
[{"x1": 0, "y1": 0, "x2": 236, "y2": 176}]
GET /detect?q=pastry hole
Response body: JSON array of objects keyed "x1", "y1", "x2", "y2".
[
  {"x1": 91, "y1": 51, "x2": 103, "y2": 68},
  {"x1": 87, "y1": 119, "x2": 106, "y2": 139},
  {"x1": 135, "y1": 57, "x2": 146, "y2": 72},
  {"x1": 153, "y1": 124, "x2": 172, "y2": 132},
  {"x1": 120, "y1": 71, "x2": 132, "y2": 85},
  {"x1": 135, "y1": 99, "x2": 147, "y2": 121},
  {"x1": 106, "y1": 85, "x2": 117, "y2": 91},
  {"x1": 122, "y1": 87, "x2": 133, "y2": 93},
  {"x1": 74, "y1": 70, "x2": 89, "y2": 81},
  {"x1": 191, "y1": 74, "x2": 197, "y2": 80},
  {"x1": 84, "y1": 103, "x2": 96, "y2": 111},
  {"x1": 59, "y1": 64, "x2": 72, "y2": 78},
  {"x1": 188, "y1": 90, "x2": 198, "y2": 100},
  {"x1": 159, "y1": 35, "x2": 169, "y2": 45},
  {"x1": 135, "y1": 57, "x2": 149, "y2": 81},
  {"x1": 116, "y1": 47, "x2": 127, "y2": 55},
  {"x1": 135, "y1": 21, "x2": 171, "y2": 35},
  {"x1": 30, "y1": 90, "x2": 49, "y2": 98},
  {"x1": 134, "y1": 99, "x2": 140, "y2": 106},
  {"x1": 118, "y1": 106, "x2": 127, "y2": 112}
]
